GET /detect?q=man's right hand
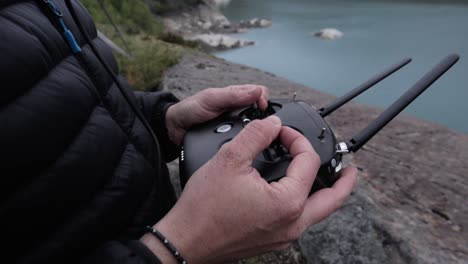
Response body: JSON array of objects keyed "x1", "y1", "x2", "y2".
[{"x1": 142, "y1": 116, "x2": 357, "y2": 264}]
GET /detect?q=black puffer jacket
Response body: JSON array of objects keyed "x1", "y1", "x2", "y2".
[{"x1": 0, "y1": 0, "x2": 179, "y2": 263}]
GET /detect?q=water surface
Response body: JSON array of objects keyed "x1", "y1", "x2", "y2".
[{"x1": 215, "y1": 0, "x2": 468, "y2": 133}]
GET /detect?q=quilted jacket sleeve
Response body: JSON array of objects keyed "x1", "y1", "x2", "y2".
[
  {"x1": 134, "y1": 91, "x2": 180, "y2": 162},
  {"x1": 83, "y1": 240, "x2": 162, "y2": 264}
]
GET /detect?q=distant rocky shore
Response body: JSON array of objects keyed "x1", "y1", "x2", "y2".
[
  {"x1": 161, "y1": 53, "x2": 468, "y2": 264},
  {"x1": 160, "y1": 0, "x2": 271, "y2": 51}
]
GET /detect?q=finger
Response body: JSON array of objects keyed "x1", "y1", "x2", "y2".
[
  {"x1": 200, "y1": 85, "x2": 266, "y2": 112},
  {"x1": 256, "y1": 85, "x2": 270, "y2": 111},
  {"x1": 276, "y1": 127, "x2": 321, "y2": 197},
  {"x1": 218, "y1": 116, "x2": 282, "y2": 166},
  {"x1": 298, "y1": 166, "x2": 357, "y2": 227}
]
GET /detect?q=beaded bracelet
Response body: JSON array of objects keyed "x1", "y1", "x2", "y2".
[{"x1": 145, "y1": 226, "x2": 187, "y2": 264}]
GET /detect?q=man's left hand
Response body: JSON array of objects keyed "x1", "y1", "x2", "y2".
[{"x1": 165, "y1": 85, "x2": 270, "y2": 145}]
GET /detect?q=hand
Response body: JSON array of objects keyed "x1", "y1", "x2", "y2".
[
  {"x1": 142, "y1": 116, "x2": 357, "y2": 263},
  {"x1": 165, "y1": 85, "x2": 269, "y2": 145}
]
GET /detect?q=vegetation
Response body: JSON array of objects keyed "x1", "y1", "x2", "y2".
[
  {"x1": 81, "y1": 0, "x2": 162, "y2": 35},
  {"x1": 116, "y1": 34, "x2": 184, "y2": 90},
  {"x1": 147, "y1": 0, "x2": 203, "y2": 14},
  {"x1": 80, "y1": 0, "x2": 196, "y2": 91}
]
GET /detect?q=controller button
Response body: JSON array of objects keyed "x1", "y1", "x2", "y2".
[
  {"x1": 216, "y1": 124, "x2": 233, "y2": 133},
  {"x1": 331, "y1": 158, "x2": 337, "y2": 167}
]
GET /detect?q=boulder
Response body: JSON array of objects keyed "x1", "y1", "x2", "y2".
[
  {"x1": 313, "y1": 28, "x2": 344, "y2": 40},
  {"x1": 212, "y1": 0, "x2": 231, "y2": 8},
  {"x1": 239, "y1": 18, "x2": 273, "y2": 28},
  {"x1": 187, "y1": 33, "x2": 254, "y2": 50}
]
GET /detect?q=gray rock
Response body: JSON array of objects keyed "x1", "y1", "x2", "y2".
[
  {"x1": 212, "y1": 0, "x2": 231, "y2": 8},
  {"x1": 159, "y1": 2, "x2": 271, "y2": 51},
  {"x1": 186, "y1": 33, "x2": 255, "y2": 50},
  {"x1": 161, "y1": 2, "x2": 232, "y2": 36},
  {"x1": 239, "y1": 18, "x2": 272, "y2": 28},
  {"x1": 313, "y1": 28, "x2": 344, "y2": 40},
  {"x1": 167, "y1": 159, "x2": 182, "y2": 198},
  {"x1": 300, "y1": 191, "x2": 416, "y2": 264}
]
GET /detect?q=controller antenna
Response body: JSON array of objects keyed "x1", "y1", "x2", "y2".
[
  {"x1": 342, "y1": 54, "x2": 460, "y2": 153},
  {"x1": 320, "y1": 58, "x2": 412, "y2": 117}
]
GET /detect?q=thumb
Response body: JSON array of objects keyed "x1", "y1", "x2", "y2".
[
  {"x1": 298, "y1": 167, "x2": 357, "y2": 227},
  {"x1": 217, "y1": 116, "x2": 282, "y2": 166}
]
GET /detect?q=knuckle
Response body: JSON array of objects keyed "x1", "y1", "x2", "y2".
[
  {"x1": 203, "y1": 87, "x2": 217, "y2": 96},
  {"x1": 218, "y1": 143, "x2": 243, "y2": 165},
  {"x1": 285, "y1": 199, "x2": 304, "y2": 221},
  {"x1": 274, "y1": 198, "x2": 304, "y2": 223},
  {"x1": 197, "y1": 88, "x2": 213, "y2": 102},
  {"x1": 223, "y1": 85, "x2": 241, "y2": 96},
  {"x1": 307, "y1": 150, "x2": 321, "y2": 165},
  {"x1": 198, "y1": 88, "x2": 218, "y2": 107},
  {"x1": 245, "y1": 120, "x2": 268, "y2": 142}
]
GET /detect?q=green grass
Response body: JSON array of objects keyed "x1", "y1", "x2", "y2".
[
  {"x1": 115, "y1": 34, "x2": 185, "y2": 91},
  {"x1": 80, "y1": 0, "x2": 197, "y2": 91},
  {"x1": 81, "y1": 0, "x2": 162, "y2": 35}
]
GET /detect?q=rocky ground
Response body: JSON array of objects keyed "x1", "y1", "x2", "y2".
[
  {"x1": 160, "y1": 0, "x2": 271, "y2": 51},
  {"x1": 161, "y1": 53, "x2": 468, "y2": 264}
]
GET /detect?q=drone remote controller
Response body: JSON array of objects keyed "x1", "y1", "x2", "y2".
[{"x1": 179, "y1": 54, "x2": 459, "y2": 194}]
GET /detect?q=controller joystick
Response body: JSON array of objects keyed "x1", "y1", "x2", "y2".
[
  {"x1": 239, "y1": 102, "x2": 280, "y2": 121},
  {"x1": 179, "y1": 54, "x2": 459, "y2": 194}
]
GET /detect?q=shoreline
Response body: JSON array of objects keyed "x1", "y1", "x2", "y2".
[
  {"x1": 162, "y1": 52, "x2": 468, "y2": 264},
  {"x1": 160, "y1": 0, "x2": 271, "y2": 51}
]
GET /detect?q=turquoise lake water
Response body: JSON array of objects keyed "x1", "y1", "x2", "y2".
[{"x1": 215, "y1": 0, "x2": 468, "y2": 133}]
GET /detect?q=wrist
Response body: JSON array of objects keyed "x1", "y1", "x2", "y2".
[
  {"x1": 149, "y1": 211, "x2": 221, "y2": 264},
  {"x1": 154, "y1": 218, "x2": 203, "y2": 264},
  {"x1": 140, "y1": 232, "x2": 179, "y2": 264}
]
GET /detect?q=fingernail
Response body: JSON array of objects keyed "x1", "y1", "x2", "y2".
[{"x1": 267, "y1": 115, "x2": 281, "y2": 125}]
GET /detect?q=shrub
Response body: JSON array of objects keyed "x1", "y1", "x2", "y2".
[{"x1": 80, "y1": 0, "x2": 194, "y2": 91}]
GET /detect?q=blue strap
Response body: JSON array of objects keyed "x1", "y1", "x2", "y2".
[{"x1": 42, "y1": 0, "x2": 81, "y2": 54}]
